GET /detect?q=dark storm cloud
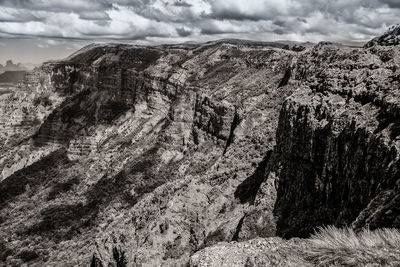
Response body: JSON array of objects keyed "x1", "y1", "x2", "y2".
[
  {"x1": 207, "y1": 10, "x2": 266, "y2": 21},
  {"x1": 380, "y1": 0, "x2": 400, "y2": 8},
  {"x1": 0, "y1": 0, "x2": 113, "y2": 12},
  {"x1": 172, "y1": 1, "x2": 192, "y2": 7},
  {"x1": 0, "y1": 9, "x2": 42, "y2": 22},
  {"x1": 273, "y1": 28, "x2": 286, "y2": 35},
  {"x1": 297, "y1": 18, "x2": 307, "y2": 23},
  {"x1": 200, "y1": 27, "x2": 225, "y2": 35},
  {"x1": 176, "y1": 27, "x2": 192, "y2": 37},
  {"x1": 273, "y1": 20, "x2": 286, "y2": 27},
  {"x1": 78, "y1": 11, "x2": 111, "y2": 21},
  {"x1": 0, "y1": 0, "x2": 399, "y2": 43}
]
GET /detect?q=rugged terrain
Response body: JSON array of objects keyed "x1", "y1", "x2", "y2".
[{"x1": 1, "y1": 27, "x2": 400, "y2": 266}]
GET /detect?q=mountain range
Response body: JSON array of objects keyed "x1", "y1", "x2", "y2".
[{"x1": 0, "y1": 60, "x2": 36, "y2": 74}]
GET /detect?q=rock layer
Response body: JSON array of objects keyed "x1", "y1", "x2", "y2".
[{"x1": 272, "y1": 42, "x2": 400, "y2": 238}]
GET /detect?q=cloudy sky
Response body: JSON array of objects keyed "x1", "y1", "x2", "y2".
[{"x1": 0, "y1": 0, "x2": 399, "y2": 64}]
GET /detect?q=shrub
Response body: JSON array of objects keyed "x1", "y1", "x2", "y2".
[
  {"x1": 38, "y1": 75, "x2": 46, "y2": 86},
  {"x1": 301, "y1": 226, "x2": 400, "y2": 266},
  {"x1": 33, "y1": 95, "x2": 52, "y2": 107},
  {"x1": 47, "y1": 176, "x2": 79, "y2": 200},
  {"x1": 0, "y1": 242, "x2": 13, "y2": 261},
  {"x1": 18, "y1": 250, "x2": 39, "y2": 262}
]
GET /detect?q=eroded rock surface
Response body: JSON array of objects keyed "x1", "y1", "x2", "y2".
[
  {"x1": 0, "y1": 40, "x2": 296, "y2": 266},
  {"x1": 272, "y1": 41, "x2": 400, "y2": 238},
  {"x1": 189, "y1": 237, "x2": 309, "y2": 267}
]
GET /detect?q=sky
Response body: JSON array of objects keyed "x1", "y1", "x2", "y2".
[{"x1": 0, "y1": 0, "x2": 399, "y2": 65}]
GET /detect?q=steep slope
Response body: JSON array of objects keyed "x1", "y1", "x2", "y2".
[
  {"x1": 365, "y1": 24, "x2": 400, "y2": 47},
  {"x1": 0, "y1": 41, "x2": 300, "y2": 266},
  {"x1": 271, "y1": 41, "x2": 400, "y2": 238},
  {"x1": 189, "y1": 30, "x2": 400, "y2": 265}
]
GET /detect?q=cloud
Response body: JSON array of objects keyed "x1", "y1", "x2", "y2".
[
  {"x1": 380, "y1": 0, "x2": 400, "y2": 8},
  {"x1": 207, "y1": 0, "x2": 290, "y2": 21},
  {"x1": 176, "y1": 26, "x2": 192, "y2": 37},
  {"x1": 0, "y1": 7, "x2": 42, "y2": 22},
  {"x1": 0, "y1": 0, "x2": 113, "y2": 13},
  {"x1": 172, "y1": 1, "x2": 192, "y2": 7},
  {"x1": 0, "y1": 0, "x2": 398, "y2": 44},
  {"x1": 78, "y1": 11, "x2": 111, "y2": 21}
]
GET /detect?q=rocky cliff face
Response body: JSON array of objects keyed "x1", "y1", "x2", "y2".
[
  {"x1": 271, "y1": 42, "x2": 400, "y2": 238},
  {"x1": 365, "y1": 25, "x2": 400, "y2": 47},
  {"x1": 0, "y1": 30, "x2": 400, "y2": 266}
]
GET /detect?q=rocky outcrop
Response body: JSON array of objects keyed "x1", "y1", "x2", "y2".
[
  {"x1": 0, "y1": 60, "x2": 27, "y2": 74},
  {"x1": 268, "y1": 41, "x2": 400, "y2": 238},
  {"x1": 189, "y1": 237, "x2": 309, "y2": 267},
  {"x1": 365, "y1": 25, "x2": 400, "y2": 47},
  {"x1": 273, "y1": 91, "x2": 398, "y2": 237}
]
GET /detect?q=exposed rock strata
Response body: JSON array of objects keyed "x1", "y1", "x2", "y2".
[
  {"x1": 0, "y1": 40, "x2": 296, "y2": 266},
  {"x1": 272, "y1": 42, "x2": 400, "y2": 238}
]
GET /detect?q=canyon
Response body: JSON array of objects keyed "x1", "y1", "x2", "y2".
[{"x1": 1, "y1": 27, "x2": 400, "y2": 266}]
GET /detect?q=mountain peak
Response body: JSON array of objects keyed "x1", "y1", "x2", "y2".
[
  {"x1": 0, "y1": 60, "x2": 27, "y2": 73},
  {"x1": 5, "y1": 60, "x2": 16, "y2": 68}
]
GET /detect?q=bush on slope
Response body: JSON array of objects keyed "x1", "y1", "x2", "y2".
[{"x1": 301, "y1": 226, "x2": 400, "y2": 266}]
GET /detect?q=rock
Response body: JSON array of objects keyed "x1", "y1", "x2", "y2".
[
  {"x1": 365, "y1": 25, "x2": 400, "y2": 47},
  {"x1": 270, "y1": 40, "x2": 400, "y2": 237},
  {"x1": 0, "y1": 40, "x2": 296, "y2": 266},
  {"x1": 189, "y1": 237, "x2": 310, "y2": 267}
]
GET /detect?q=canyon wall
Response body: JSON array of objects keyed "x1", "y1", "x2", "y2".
[{"x1": 271, "y1": 42, "x2": 400, "y2": 238}]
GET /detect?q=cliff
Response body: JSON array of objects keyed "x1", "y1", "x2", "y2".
[{"x1": 0, "y1": 29, "x2": 400, "y2": 266}]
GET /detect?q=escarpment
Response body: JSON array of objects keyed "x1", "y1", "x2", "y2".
[
  {"x1": 1, "y1": 29, "x2": 400, "y2": 266},
  {"x1": 273, "y1": 92, "x2": 400, "y2": 237},
  {"x1": 0, "y1": 40, "x2": 297, "y2": 266},
  {"x1": 271, "y1": 42, "x2": 400, "y2": 238}
]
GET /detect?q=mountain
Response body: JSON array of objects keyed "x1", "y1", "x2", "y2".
[
  {"x1": 365, "y1": 25, "x2": 400, "y2": 47},
  {"x1": 0, "y1": 60, "x2": 28, "y2": 73},
  {"x1": 0, "y1": 30, "x2": 400, "y2": 266}
]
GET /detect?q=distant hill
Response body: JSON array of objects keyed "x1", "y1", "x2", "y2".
[
  {"x1": 0, "y1": 71, "x2": 26, "y2": 83},
  {"x1": 0, "y1": 60, "x2": 28, "y2": 73}
]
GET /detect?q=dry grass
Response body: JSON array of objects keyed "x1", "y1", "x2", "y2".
[{"x1": 301, "y1": 226, "x2": 400, "y2": 266}]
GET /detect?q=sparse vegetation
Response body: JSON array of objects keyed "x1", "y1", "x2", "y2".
[
  {"x1": 0, "y1": 242, "x2": 13, "y2": 261},
  {"x1": 47, "y1": 176, "x2": 79, "y2": 200},
  {"x1": 0, "y1": 149, "x2": 69, "y2": 209},
  {"x1": 33, "y1": 94, "x2": 52, "y2": 107},
  {"x1": 18, "y1": 250, "x2": 39, "y2": 262},
  {"x1": 38, "y1": 75, "x2": 46, "y2": 86},
  {"x1": 300, "y1": 226, "x2": 400, "y2": 266}
]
